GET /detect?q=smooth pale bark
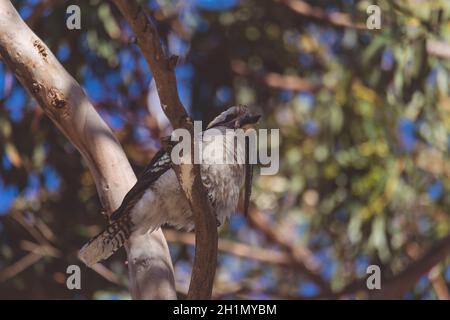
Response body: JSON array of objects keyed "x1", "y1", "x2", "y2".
[
  {"x1": 0, "y1": 0, "x2": 176, "y2": 299},
  {"x1": 112, "y1": 0, "x2": 218, "y2": 299}
]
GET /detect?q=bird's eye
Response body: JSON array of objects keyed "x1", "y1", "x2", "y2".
[{"x1": 223, "y1": 114, "x2": 236, "y2": 122}]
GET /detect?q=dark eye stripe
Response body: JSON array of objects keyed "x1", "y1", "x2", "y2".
[{"x1": 225, "y1": 113, "x2": 236, "y2": 121}]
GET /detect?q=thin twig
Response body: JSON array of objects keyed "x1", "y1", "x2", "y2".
[
  {"x1": 91, "y1": 263, "x2": 126, "y2": 287},
  {"x1": 280, "y1": 0, "x2": 366, "y2": 30},
  {"x1": 231, "y1": 60, "x2": 324, "y2": 92},
  {"x1": 0, "y1": 253, "x2": 42, "y2": 283},
  {"x1": 164, "y1": 229, "x2": 290, "y2": 266},
  {"x1": 20, "y1": 240, "x2": 61, "y2": 258}
]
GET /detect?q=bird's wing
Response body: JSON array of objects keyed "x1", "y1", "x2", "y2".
[{"x1": 110, "y1": 149, "x2": 172, "y2": 221}]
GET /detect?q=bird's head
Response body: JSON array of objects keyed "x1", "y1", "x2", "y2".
[{"x1": 206, "y1": 105, "x2": 261, "y2": 131}]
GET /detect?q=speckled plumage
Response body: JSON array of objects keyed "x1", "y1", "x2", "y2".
[
  {"x1": 78, "y1": 106, "x2": 256, "y2": 267},
  {"x1": 131, "y1": 128, "x2": 245, "y2": 234}
]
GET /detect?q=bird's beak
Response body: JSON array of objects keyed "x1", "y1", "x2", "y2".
[
  {"x1": 240, "y1": 114, "x2": 261, "y2": 126},
  {"x1": 247, "y1": 114, "x2": 261, "y2": 125},
  {"x1": 238, "y1": 114, "x2": 261, "y2": 130}
]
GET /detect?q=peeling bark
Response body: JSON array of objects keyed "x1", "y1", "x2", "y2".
[{"x1": 0, "y1": 0, "x2": 176, "y2": 300}]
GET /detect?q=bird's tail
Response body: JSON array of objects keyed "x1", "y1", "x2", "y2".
[{"x1": 78, "y1": 215, "x2": 133, "y2": 267}]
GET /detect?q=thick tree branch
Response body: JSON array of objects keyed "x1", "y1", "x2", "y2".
[
  {"x1": 112, "y1": 0, "x2": 218, "y2": 299},
  {"x1": 0, "y1": 0, "x2": 176, "y2": 299}
]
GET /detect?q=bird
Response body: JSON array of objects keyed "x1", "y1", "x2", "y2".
[{"x1": 78, "y1": 105, "x2": 261, "y2": 267}]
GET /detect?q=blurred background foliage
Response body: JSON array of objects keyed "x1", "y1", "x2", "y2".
[{"x1": 1, "y1": 0, "x2": 450, "y2": 299}]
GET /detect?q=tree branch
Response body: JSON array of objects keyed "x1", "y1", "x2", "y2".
[
  {"x1": 318, "y1": 234, "x2": 450, "y2": 299},
  {"x1": 112, "y1": 0, "x2": 218, "y2": 299},
  {"x1": 0, "y1": 252, "x2": 43, "y2": 283},
  {"x1": 231, "y1": 60, "x2": 324, "y2": 92},
  {"x1": 370, "y1": 234, "x2": 450, "y2": 299},
  {"x1": 406, "y1": 243, "x2": 450, "y2": 300},
  {"x1": 280, "y1": 0, "x2": 450, "y2": 60},
  {"x1": 163, "y1": 229, "x2": 291, "y2": 266},
  {"x1": 0, "y1": 0, "x2": 176, "y2": 299},
  {"x1": 280, "y1": 0, "x2": 367, "y2": 30},
  {"x1": 25, "y1": 0, "x2": 59, "y2": 28},
  {"x1": 248, "y1": 208, "x2": 332, "y2": 294}
]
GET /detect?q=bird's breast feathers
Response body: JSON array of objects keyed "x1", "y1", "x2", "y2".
[{"x1": 130, "y1": 130, "x2": 245, "y2": 232}]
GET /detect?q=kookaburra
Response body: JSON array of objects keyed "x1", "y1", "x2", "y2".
[{"x1": 79, "y1": 105, "x2": 260, "y2": 266}]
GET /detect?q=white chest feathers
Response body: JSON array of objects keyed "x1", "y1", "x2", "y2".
[{"x1": 130, "y1": 128, "x2": 245, "y2": 233}]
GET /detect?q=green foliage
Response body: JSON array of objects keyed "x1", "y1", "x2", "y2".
[{"x1": 1, "y1": 0, "x2": 449, "y2": 299}]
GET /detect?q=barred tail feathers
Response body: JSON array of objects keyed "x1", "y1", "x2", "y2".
[{"x1": 78, "y1": 216, "x2": 133, "y2": 267}]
